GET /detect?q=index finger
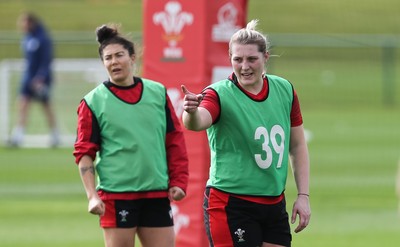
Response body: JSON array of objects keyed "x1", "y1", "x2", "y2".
[{"x1": 181, "y1": 85, "x2": 193, "y2": 95}]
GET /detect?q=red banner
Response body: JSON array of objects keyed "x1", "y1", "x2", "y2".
[{"x1": 143, "y1": 1, "x2": 248, "y2": 246}]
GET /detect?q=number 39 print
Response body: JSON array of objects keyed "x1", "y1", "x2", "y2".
[{"x1": 254, "y1": 125, "x2": 285, "y2": 169}]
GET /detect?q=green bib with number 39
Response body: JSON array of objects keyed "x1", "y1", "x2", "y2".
[{"x1": 206, "y1": 74, "x2": 293, "y2": 196}]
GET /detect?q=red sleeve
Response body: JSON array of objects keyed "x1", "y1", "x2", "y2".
[
  {"x1": 199, "y1": 88, "x2": 220, "y2": 123},
  {"x1": 165, "y1": 95, "x2": 189, "y2": 193},
  {"x1": 73, "y1": 100, "x2": 100, "y2": 164},
  {"x1": 291, "y1": 90, "x2": 303, "y2": 127}
]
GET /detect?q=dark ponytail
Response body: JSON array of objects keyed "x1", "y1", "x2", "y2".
[
  {"x1": 95, "y1": 24, "x2": 118, "y2": 44},
  {"x1": 95, "y1": 24, "x2": 135, "y2": 59}
]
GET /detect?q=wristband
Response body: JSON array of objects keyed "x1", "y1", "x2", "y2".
[{"x1": 298, "y1": 193, "x2": 309, "y2": 197}]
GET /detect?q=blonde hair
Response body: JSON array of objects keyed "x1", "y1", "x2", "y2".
[{"x1": 229, "y1": 19, "x2": 270, "y2": 56}]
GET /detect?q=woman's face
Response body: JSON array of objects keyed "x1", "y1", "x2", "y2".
[
  {"x1": 17, "y1": 15, "x2": 32, "y2": 33},
  {"x1": 102, "y1": 43, "x2": 135, "y2": 86},
  {"x1": 230, "y1": 43, "x2": 269, "y2": 93}
]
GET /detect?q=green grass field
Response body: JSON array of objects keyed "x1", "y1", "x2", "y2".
[
  {"x1": 0, "y1": 0, "x2": 399, "y2": 246},
  {"x1": 1, "y1": 107, "x2": 399, "y2": 246},
  {"x1": 0, "y1": 148, "x2": 104, "y2": 246}
]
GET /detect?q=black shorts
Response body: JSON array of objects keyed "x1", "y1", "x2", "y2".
[
  {"x1": 21, "y1": 81, "x2": 51, "y2": 102},
  {"x1": 204, "y1": 188, "x2": 292, "y2": 247},
  {"x1": 100, "y1": 197, "x2": 174, "y2": 228}
]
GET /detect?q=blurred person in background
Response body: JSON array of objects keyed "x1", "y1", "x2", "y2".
[
  {"x1": 73, "y1": 23, "x2": 189, "y2": 247},
  {"x1": 9, "y1": 11, "x2": 59, "y2": 147},
  {"x1": 182, "y1": 19, "x2": 311, "y2": 247}
]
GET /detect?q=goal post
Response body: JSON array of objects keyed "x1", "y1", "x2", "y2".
[{"x1": 0, "y1": 58, "x2": 107, "y2": 148}]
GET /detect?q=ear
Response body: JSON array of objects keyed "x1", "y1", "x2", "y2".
[
  {"x1": 130, "y1": 54, "x2": 136, "y2": 63},
  {"x1": 264, "y1": 51, "x2": 270, "y2": 61}
]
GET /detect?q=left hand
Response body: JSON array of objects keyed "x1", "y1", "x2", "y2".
[
  {"x1": 291, "y1": 194, "x2": 311, "y2": 233},
  {"x1": 169, "y1": 186, "x2": 186, "y2": 201}
]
